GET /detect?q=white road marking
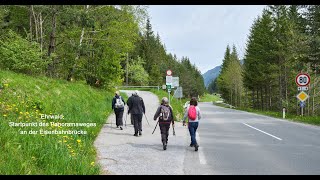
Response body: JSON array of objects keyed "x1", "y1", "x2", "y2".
[
  {"x1": 243, "y1": 123, "x2": 282, "y2": 141},
  {"x1": 196, "y1": 132, "x2": 207, "y2": 165}
]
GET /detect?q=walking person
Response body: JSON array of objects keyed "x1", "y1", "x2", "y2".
[
  {"x1": 127, "y1": 93, "x2": 134, "y2": 125},
  {"x1": 182, "y1": 97, "x2": 201, "y2": 151},
  {"x1": 127, "y1": 91, "x2": 145, "y2": 136},
  {"x1": 112, "y1": 91, "x2": 126, "y2": 130},
  {"x1": 153, "y1": 97, "x2": 175, "y2": 150}
]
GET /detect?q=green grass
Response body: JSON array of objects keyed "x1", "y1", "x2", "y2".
[
  {"x1": 150, "y1": 89, "x2": 188, "y2": 121},
  {"x1": 237, "y1": 107, "x2": 320, "y2": 126},
  {"x1": 200, "y1": 93, "x2": 222, "y2": 102},
  {"x1": 0, "y1": 71, "x2": 115, "y2": 175}
]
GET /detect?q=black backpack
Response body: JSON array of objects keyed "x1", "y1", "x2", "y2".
[{"x1": 160, "y1": 105, "x2": 170, "y2": 121}]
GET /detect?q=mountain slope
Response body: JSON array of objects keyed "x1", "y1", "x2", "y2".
[{"x1": 202, "y1": 66, "x2": 221, "y2": 88}]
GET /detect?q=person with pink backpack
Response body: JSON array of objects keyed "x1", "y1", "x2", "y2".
[{"x1": 182, "y1": 97, "x2": 201, "y2": 151}]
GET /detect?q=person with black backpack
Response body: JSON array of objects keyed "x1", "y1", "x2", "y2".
[
  {"x1": 153, "y1": 97, "x2": 174, "y2": 150},
  {"x1": 112, "y1": 91, "x2": 126, "y2": 130},
  {"x1": 182, "y1": 97, "x2": 201, "y2": 151},
  {"x1": 127, "y1": 91, "x2": 145, "y2": 136}
]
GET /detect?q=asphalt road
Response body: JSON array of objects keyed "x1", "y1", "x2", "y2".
[
  {"x1": 186, "y1": 102, "x2": 320, "y2": 175},
  {"x1": 95, "y1": 91, "x2": 320, "y2": 175}
]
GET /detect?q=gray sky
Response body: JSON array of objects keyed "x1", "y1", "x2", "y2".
[{"x1": 148, "y1": 5, "x2": 266, "y2": 74}]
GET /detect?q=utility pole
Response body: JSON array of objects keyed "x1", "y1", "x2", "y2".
[{"x1": 126, "y1": 52, "x2": 128, "y2": 86}]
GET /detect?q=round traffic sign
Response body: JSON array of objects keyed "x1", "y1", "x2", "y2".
[
  {"x1": 166, "y1": 70, "x2": 172, "y2": 76},
  {"x1": 295, "y1": 73, "x2": 310, "y2": 86}
]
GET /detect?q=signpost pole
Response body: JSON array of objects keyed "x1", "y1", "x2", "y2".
[{"x1": 168, "y1": 90, "x2": 170, "y2": 105}]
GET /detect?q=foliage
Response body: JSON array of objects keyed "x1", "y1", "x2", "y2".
[
  {"x1": 0, "y1": 30, "x2": 47, "y2": 75},
  {"x1": 0, "y1": 70, "x2": 114, "y2": 174}
]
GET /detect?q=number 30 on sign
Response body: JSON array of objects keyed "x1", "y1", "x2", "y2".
[{"x1": 295, "y1": 73, "x2": 310, "y2": 87}]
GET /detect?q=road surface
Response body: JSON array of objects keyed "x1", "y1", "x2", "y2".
[{"x1": 94, "y1": 91, "x2": 320, "y2": 175}]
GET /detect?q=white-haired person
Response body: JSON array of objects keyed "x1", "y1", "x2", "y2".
[
  {"x1": 127, "y1": 91, "x2": 145, "y2": 136},
  {"x1": 153, "y1": 97, "x2": 175, "y2": 150}
]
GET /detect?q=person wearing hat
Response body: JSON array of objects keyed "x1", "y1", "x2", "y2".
[
  {"x1": 127, "y1": 91, "x2": 145, "y2": 136},
  {"x1": 153, "y1": 97, "x2": 174, "y2": 150},
  {"x1": 112, "y1": 91, "x2": 126, "y2": 130}
]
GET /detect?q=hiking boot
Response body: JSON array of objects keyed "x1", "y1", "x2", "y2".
[
  {"x1": 195, "y1": 144, "x2": 199, "y2": 151},
  {"x1": 163, "y1": 143, "x2": 167, "y2": 150},
  {"x1": 120, "y1": 127, "x2": 123, "y2": 130},
  {"x1": 133, "y1": 134, "x2": 138, "y2": 137},
  {"x1": 139, "y1": 131, "x2": 142, "y2": 136}
]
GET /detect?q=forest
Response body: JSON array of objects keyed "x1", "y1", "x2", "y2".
[
  {"x1": 0, "y1": 5, "x2": 206, "y2": 97},
  {"x1": 210, "y1": 5, "x2": 320, "y2": 117}
]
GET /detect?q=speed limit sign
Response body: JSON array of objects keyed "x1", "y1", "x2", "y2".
[{"x1": 295, "y1": 73, "x2": 310, "y2": 86}]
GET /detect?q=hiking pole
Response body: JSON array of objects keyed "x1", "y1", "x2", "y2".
[
  {"x1": 125, "y1": 107, "x2": 127, "y2": 128},
  {"x1": 152, "y1": 120, "x2": 159, "y2": 134},
  {"x1": 172, "y1": 123, "x2": 176, "y2": 136},
  {"x1": 144, "y1": 113, "x2": 150, "y2": 126},
  {"x1": 125, "y1": 112, "x2": 127, "y2": 128}
]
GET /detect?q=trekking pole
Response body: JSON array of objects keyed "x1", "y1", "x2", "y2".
[
  {"x1": 125, "y1": 107, "x2": 127, "y2": 128},
  {"x1": 152, "y1": 120, "x2": 159, "y2": 134},
  {"x1": 125, "y1": 112, "x2": 127, "y2": 128},
  {"x1": 144, "y1": 113, "x2": 150, "y2": 126},
  {"x1": 172, "y1": 123, "x2": 176, "y2": 136}
]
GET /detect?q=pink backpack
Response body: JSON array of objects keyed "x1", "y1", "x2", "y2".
[{"x1": 188, "y1": 105, "x2": 197, "y2": 121}]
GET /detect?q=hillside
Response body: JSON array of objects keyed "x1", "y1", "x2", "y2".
[
  {"x1": 202, "y1": 65, "x2": 221, "y2": 88},
  {"x1": 0, "y1": 71, "x2": 115, "y2": 175}
]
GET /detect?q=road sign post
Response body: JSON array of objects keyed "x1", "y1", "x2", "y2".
[
  {"x1": 166, "y1": 70, "x2": 173, "y2": 105},
  {"x1": 295, "y1": 73, "x2": 311, "y2": 116}
]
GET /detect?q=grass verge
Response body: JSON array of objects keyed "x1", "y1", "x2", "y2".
[{"x1": 0, "y1": 70, "x2": 114, "y2": 174}]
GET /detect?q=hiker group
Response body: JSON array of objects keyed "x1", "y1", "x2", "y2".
[{"x1": 112, "y1": 91, "x2": 201, "y2": 151}]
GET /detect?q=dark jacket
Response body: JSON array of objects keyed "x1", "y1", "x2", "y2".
[
  {"x1": 112, "y1": 95, "x2": 125, "y2": 112},
  {"x1": 153, "y1": 104, "x2": 174, "y2": 124},
  {"x1": 127, "y1": 94, "x2": 145, "y2": 115}
]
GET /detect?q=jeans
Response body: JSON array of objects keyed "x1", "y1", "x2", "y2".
[{"x1": 188, "y1": 122, "x2": 199, "y2": 145}]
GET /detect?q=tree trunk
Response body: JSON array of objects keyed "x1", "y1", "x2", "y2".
[
  {"x1": 67, "y1": 5, "x2": 89, "y2": 81},
  {"x1": 256, "y1": 88, "x2": 259, "y2": 110},
  {"x1": 284, "y1": 60, "x2": 288, "y2": 112},
  {"x1": 39, "y1": 12, "x2": 43, "y2": 53},
  {"x1": 47, "y1": 6, "x2": 57, "y2": 77},
  {"x1": 260, "y1": 87, "x2": 264, "y2": 111},
  {"x1": 29, "y1": 5, "x2": 33, "y2": 41},
  {"x1": 31, "y1": 5, "x2": 38, "y2": 42},
  {"x1": 269, "y1": 85, "x2": 272, "y2": 111},
  {"x1": 279, "y1": 67, "x2": 282, "y2": 111},
  {"x1": 312, "y1": 67, "x2": 317, "y2": 116}
]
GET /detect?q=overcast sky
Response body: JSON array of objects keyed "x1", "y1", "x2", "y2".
[{"x1": 148, "y1": 5, "x2": 266, "y2": 74}]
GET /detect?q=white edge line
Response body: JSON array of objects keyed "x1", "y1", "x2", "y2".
[
  {"x1": 196, "y1": 132, "x2": 207, "y2": 165},
  {"x1": 243, "y1": 123, "x2": 282, "y2": 141}
]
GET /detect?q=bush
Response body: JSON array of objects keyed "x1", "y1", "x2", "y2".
[{"x1": 0, "y1": 30, "x2": 47, "y2": 75}]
